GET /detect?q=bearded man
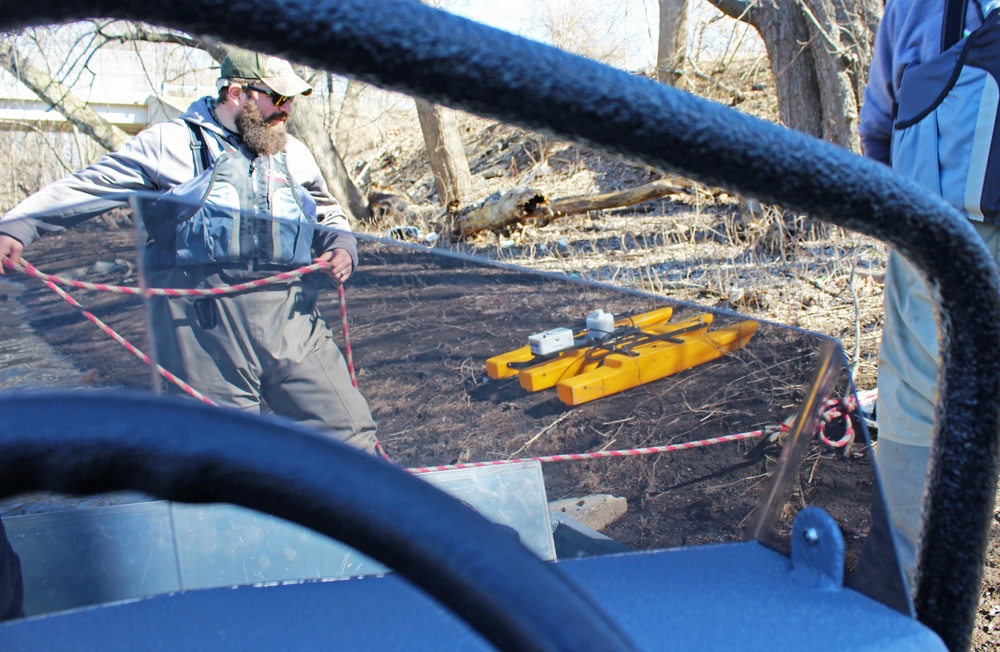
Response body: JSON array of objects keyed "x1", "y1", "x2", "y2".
[{"x1": 0, "y1": 49, "x2": 377, "y2": 452}]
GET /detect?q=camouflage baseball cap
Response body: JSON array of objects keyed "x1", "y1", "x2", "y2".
[{"x1": 219, "y1": 48, "x2": 312, "y2": 97}]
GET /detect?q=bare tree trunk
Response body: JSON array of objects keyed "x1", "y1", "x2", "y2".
[
  {"x1": 705, "y1": 0, "x2": 878, "y2": 242},
  {"x1": 411, "y1": 0, "x2": 474, "y2": 209},
  {"x1": 334, "y1": 78, "x2": 364, "y2": 157},
  {"x1": 754, "y1": 4, "x2": 825, "y2": 139},
  {"x1": 415, "y1": 98, "x2": 473, "y2": 209},
  {"x1": 796, "y1": 0, "x2": 865, "y2": 151},
  {"x1": 287, "y1": 99, "x2": 371, "y2": 222},
  {"x1": 705, "y1": 0, "x2": 879, "y2": 151},
  {"x1": 657, "y1": 0, "x2": 690, "y2": 86},
  {"x1": 0, "y1": 42, "x2": 129, "y2": 152}
]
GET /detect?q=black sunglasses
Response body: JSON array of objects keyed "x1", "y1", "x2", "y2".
[{"x1": 243, "y1": 85, "x2": 293, "y2": 107}]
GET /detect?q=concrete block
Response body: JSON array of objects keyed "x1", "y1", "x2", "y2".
[{"x1": 548, "y1": 494, "x2": 627, "y2": 531}]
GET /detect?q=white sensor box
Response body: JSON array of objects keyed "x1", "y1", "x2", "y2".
[{"x1": 528, "y1": 327, "x2": 575, "y2": 355}]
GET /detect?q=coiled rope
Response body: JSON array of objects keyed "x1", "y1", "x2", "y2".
[{"x1": 817, "y1": 395, "x2": 857, "y2": 449}]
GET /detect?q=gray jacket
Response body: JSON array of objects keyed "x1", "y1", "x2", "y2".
[{"x1": 0, "y1": 97, "x2": 357, "y2": 267}]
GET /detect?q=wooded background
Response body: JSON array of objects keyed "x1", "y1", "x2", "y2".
[{"x1": 0, "y1": 0, "x2": 880, "y2": 226}]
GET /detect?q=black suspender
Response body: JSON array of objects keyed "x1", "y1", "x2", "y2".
[
  {"x1": 186, "y1": 121, "x2": 213, "y2": 175},
  {"x1": 942, "y1": 0, "x2": 969, "y2": 49}
]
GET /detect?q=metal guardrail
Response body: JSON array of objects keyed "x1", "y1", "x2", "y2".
[
  {"x1": 1, "y1": 0, "x2": 999, "y2": 649},
  {"x1": 0, "y1": 96, "x2": 189, "y2": 133}
]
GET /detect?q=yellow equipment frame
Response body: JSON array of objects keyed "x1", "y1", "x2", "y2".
[
  {"x1": 485, "y1": 308, "x2": 758, "y2": 406},
  {"x1": 485, "y1": 306, "x2": 675, "y2": 380}
]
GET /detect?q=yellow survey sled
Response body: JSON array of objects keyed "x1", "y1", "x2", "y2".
[
  {"x1": 485, "y1": 306, "x2": 675, "y2": 380},
  {"x1": 556, "y1": 320, "x2": 758, "y2": 405},
  {"x1": 517, "y1": 314, "x2": 714, "y2": 392},
  {"x1": 485, "y1": 308, "x2": 758, "y2": 406}
]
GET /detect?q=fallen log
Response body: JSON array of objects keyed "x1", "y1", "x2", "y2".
[
  {"x1": 453, "y1": 187, "x2": 551, "y2": 236},
  {"x1": 548, "y1": 178, "x2": 687, "y2": 217},
  {"x1": 453, "y1": 178, "x2": 688, "y2": 237}
]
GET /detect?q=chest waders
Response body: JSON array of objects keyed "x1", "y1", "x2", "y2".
[{"x1": 139, "y1": 120, "x2": 378, "y2": 452}]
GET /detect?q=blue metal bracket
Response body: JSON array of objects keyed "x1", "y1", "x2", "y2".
[{"x1": 791, "y1": 506, "x2": 845, "y2": 590}]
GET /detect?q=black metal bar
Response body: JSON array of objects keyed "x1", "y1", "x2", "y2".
[
  {"x1": 0, "y1": 393, "x2": 637, "y2": 652},
  {"x1": 1, "y1": 0, "x2": 998, "y2": 648}
]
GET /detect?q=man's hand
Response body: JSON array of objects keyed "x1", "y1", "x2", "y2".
[
  {"x1": 0, "y1": 235, "x2": 23, "y2": 276},
  {"x1": 314, "y1": 248, "x2": 354, "y2": 284}
]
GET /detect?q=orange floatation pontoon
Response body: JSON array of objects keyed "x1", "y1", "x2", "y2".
[{"x1": 485, "y1": 307, "x2": 758, "y2": 406}]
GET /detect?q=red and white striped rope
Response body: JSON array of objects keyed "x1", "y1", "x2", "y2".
[
  {"x1": 34, "y1": 275, "x2": 216, "y2": 404},
  {"x1": 854, "y1": 387, "x2": 877, "y2": 410},
  {"x1": 12, "y1": 260, "x2": 327, "y2": 297},
  {"x1": 335, "y1": 281, "x2": 391, "y2": 462},
  {"x1": 2, "y1": 257, "x2": 334, "y2": 402},
  {"x1": 339, "y1": 283, "x2": 357, "y2": 384},
  {"x1": 816, "y1": 395, "x2": 856, "y2": 449},
  {"x1": 9, "y1": 257, "x2": 397, "y2": 459},
  {"x1": 407, "y1": 430, "x2": 770, "y2": 474},
  {"x1": 408, "y1": 386, "x2": 869, "y2": 473}
]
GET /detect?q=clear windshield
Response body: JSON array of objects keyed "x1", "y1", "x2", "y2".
[{"x1": 0, "y1": 197, "x2": 903, "y2": 614}]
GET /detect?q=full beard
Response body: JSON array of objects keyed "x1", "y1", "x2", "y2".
[{"x1": 237, "y1": 100, "x2": 288, "y2": 156}]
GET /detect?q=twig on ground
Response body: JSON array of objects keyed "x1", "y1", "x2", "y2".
[
  {"x1": 507, "y1": 411, "x2": 573, "y2": 458},
  {"x1": 793, "y1": 270, "x2": 841, "y2": 297}
]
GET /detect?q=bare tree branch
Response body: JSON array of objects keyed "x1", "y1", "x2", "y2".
[
  {"x1": 793, "y1": 0, "x2": 857, "y2": 66},
  {"x1": 6, "y1": 121, "x2": 79, "y2": 174},
  {"x1": 96, "y1": 23, "x2": 201, "y2": 48},
  {"x1": 704, "y1": 0, "x2": 756, "y2": 26},
  {"x1": 0, "y1": 41, "x2": 128, "y2": 151},
  {"x1": 191, "y1": 35, "x2": 229, "y2": 62}
]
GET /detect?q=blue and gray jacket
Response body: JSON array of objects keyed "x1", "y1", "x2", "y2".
[{"x1": 0, "y1": 97, "x2": 357, "y2": 274}]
